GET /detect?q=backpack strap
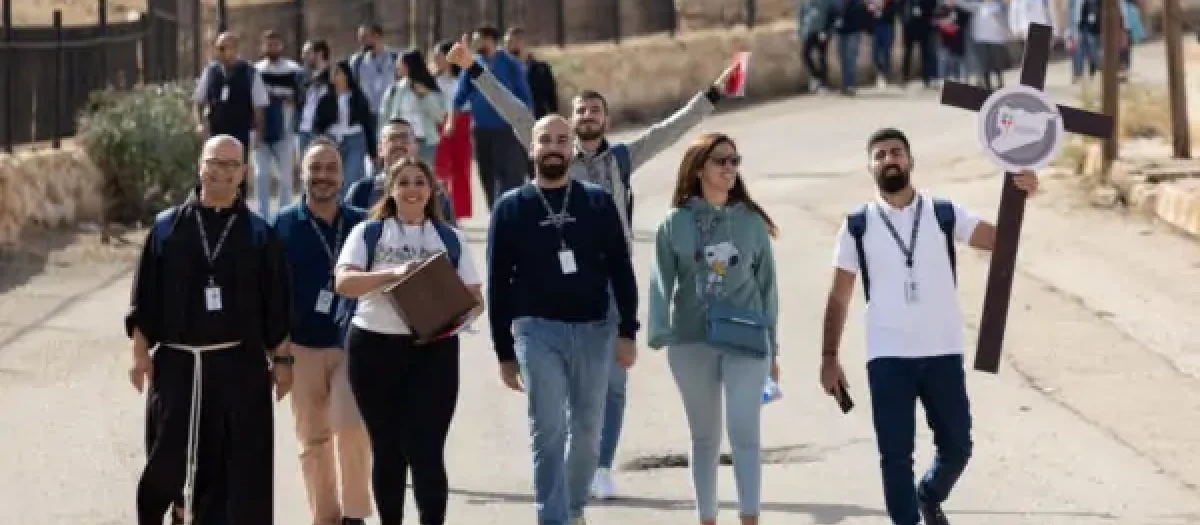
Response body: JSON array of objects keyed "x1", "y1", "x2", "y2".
[
  {"x1": 368, "y1": 177, "x2": 385, "y2": 209},
  {"x1": 610, "y1": 143, "x2": 635, "y2": 241},
  {"x1": 431, "y1": 221, "x2": 463, "y2": 268},
  {"x1": 349, "y1": 51, "x2": 363, "y2": 79},
  {"x1": 361, "y1": 219, "x2": 384, "y2": 271},
  {"x1": 246, "y1": 212, "x2": 269, "y2": 247},
  {"x1": 845, "y1": 205, "x2": 870, "y2": 302},
  {"x1": 931, "y1": 197, "x2": 958, "y2": 285},
  {"x1": 611, "y1": 143, "x2": 633, "y2": 183},
  {"x1": 151, "y1": 207, "x2": 181, "y2": 256}
]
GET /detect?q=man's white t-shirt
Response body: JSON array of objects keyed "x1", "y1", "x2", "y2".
[
  {"x1": 832, "y1": 193, "x2": 981, "y2": 361},
  {"x1": 336, "y1": 219, "x2": 481, "y2": 335}
]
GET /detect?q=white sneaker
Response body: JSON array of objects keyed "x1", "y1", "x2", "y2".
[
  {"x1": 877, "y1": 77, "x2": 888, "y2": 90},
  {"x1": 590, "y1": 468, "x2": 617, "y2": 500}
]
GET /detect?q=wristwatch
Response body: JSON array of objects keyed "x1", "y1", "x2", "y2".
[{"x1": 271, "y1": 354, "x2": 295, "y2": 366}]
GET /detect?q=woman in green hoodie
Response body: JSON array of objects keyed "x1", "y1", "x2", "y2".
[{"x1": 648, "y1": 132, "x2": 780, "y2": 525}]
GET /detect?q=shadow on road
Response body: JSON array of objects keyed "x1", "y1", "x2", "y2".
[
  {"x1": 0, "y1": 227, "x2": 79, "y2": 296},
  {"x1": 448, "y1": 486, "x2": 1118, "y2": 523}
]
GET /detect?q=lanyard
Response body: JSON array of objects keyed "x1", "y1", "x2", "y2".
[
  {"x1": 875, "y1": 196, "x2": 923, "y2": 268},
  {"x1": 396, "y1": 220, "x2": 426, "y2": 255},
  {"x1": 533, "y1": 181, "x2": 573, "y2": 247},
  {"x1": 306, "y1": 213, "x2": 344, "y2": 267},
  {"x1": 194, "y1": 211, "x2": 238, "y2": 283}
]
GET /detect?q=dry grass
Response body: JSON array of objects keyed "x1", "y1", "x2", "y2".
[{"x1": 13, "y1": 0, "x2": 282, "y2": 26}]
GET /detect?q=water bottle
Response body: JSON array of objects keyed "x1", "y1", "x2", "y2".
[{"x1": 762, "y1": 378, "x2": 782, "y2": 404}]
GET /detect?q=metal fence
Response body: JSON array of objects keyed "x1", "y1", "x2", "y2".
[
  {"x1": 0, "y1": 0, "x2": 182, "y2": 152},
  {"x1": 1, "y1": 0, "x2": 781, "y2": 152}
]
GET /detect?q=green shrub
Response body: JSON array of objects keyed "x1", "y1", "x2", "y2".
[{"x1": 77, "y1": 82, "x2": 202, "y2": 225}]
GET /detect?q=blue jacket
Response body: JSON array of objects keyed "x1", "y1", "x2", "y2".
[
  {"x1": 270, "y1": 200, "x2": 366, "y2": 348},
  {"x1": 452, "y1": 49, "x2": 533, "y2": 129}
]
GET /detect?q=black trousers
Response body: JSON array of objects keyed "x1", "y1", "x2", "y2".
[
  {"x1": 901, "y1": 26, "x2": 939, "y2": 85},
  {"x1": 471, "y1": 126, "x2": 530, "y2": 211},
  {"x1": 346, "y1": 326, "x2": 461, "y2": 525},
  {"x1": 802, "y1": 33, "x2": 830, "y2": 88},
  {"x1": 138, "y1": 344, "x2": 273, "y2": 525}
]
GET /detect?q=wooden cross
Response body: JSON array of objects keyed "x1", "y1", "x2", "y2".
[{"x1": 939, "y1": 23, "x2": 1114, "y2": 373}]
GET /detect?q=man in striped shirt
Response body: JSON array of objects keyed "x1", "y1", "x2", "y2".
[{"x1": 254, "y1": 30, "x2": 305, "y2": 219}]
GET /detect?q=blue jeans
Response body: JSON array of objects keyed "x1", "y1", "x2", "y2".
[
  {"x1": 417, "y1": 138, "x2": 438, "y2": 166},
  {"x1": 512, "y1": 316, "x2": 616, "y2": 525},
  {"x1": 597, "y1": 289, "x2": 624, "y2": 470},
  {"x1": 837, "y1": 32, "x2": 863, "y2": 89},
  {"x1": 338, "y1": 132, "x2": 368, "y2": 201},
  {"x1": 940, "y1": 50, "x2": 965, "y2": 81},
  {"x1": 252, "y1": 135, "x2": 295, "y2": 220},
  {"x1": 668, "y1": 343, "x2": 768, "y2": 521},
  {"x1": 1072, "y1": 32, "x2": 1101, "y2": 78},
  {"x1": 872, "y1": 23, "x2": 895, "y2": 81},
  {"x1": 597, "y1": 361, "x2": 626, "y2": 469},
  {"x1": 867, "y1": 354, "x2": 973, "y2": 525}
]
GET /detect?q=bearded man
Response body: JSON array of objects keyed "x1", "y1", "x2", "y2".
[{"x1": 484, "y1": 116, "x2": 639, "y2": 525}]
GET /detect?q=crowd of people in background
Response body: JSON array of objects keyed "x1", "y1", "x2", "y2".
[
  {"x1": 796, "y1": 0, "x2": 1147, "y2": 95},
  {"x1": 193, "y1": 23, "x2": 562, "y2": 224}
]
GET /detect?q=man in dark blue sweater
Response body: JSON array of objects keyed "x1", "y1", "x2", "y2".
[{"x1": 487, "y1": 115, "x2": 638, "y2": 525}]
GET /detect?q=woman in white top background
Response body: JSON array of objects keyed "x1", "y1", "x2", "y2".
[
  {"x1": 311, "y1": 60, "x2": 377, "y2": 200},
  {"x1": 430, "y1": 40, "x2": 474, "y2": 221},
  {"x1": 333, "y1": 158, "x2": 483, "y2": 525},
  {"x1": 378, "y1": 49, "x2": 447, "y2": 166}
]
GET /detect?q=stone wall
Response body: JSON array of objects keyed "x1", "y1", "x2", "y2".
[{"x1": 536, "y1": 20, "x2": 884, "y2": 125}]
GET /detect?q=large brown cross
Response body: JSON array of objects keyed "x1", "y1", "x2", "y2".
[{"x1": 940, "y1": 23, "x2": 1114, "y2": 373}]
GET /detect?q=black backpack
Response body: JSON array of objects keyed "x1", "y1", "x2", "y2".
[{"x1": 845, "y1": 197, "x2": 957, "y2": 302}]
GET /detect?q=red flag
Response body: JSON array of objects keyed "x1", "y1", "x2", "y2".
[{"x1": 724, "y1": 51, "x2": 751, "y2": 97}]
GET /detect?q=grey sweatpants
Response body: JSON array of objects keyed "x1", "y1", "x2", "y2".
[{"x1": 668, "y1": 343, "x2": 769, "y2": 521}]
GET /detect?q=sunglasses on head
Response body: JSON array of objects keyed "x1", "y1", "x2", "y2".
[{"x1": 708, "y1": 154, "x2": 742, "y2": 167}]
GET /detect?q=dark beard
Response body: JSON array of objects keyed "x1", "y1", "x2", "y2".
[
  {"x1": 537, "y1": 154, "x2": 568, "y2": 180},
  {"x1": 575, "y1": 124, "x2": 603, "y2": 141},
  {"x1": 875, "y1": 167, "x2": 910, "y2": 193}
]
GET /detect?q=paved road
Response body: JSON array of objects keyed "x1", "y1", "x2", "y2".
[{"x1": 2, "y1": 41, "x2": 1199, "y2": 525}]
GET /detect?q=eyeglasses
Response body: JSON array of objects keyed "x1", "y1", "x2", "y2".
[
  {"x1": 306, "y1": 162, "x2": 340, "y2": 174},
  {"x1": 708, "y1": 154, "x2": 742, "y2": 167},
  {"x1": 202, "y1": 158, "x2": 242, "y2": 170}
]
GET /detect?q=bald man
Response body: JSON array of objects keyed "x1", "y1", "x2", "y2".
[
  {"x1": 127, "y1": 135, "x2": 293, "y2": 525},
  {"x1": 486, "y1": 116, "x2": 639, "y2": 525},
  {"x1": 193, "y1": 33, "x2": 270, "y2": 165}
]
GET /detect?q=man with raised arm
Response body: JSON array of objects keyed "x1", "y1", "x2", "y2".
[{"x1": 447, "y1": 36, "x2": 734, "y2": 499}]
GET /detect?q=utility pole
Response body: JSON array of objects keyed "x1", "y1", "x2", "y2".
[
  {"x1": 1162, "y1": 0, "x2": 1191, "y2": 158},
  {"x1": 1100, "y1": 0, "x2": 1120, "y2": 172}
]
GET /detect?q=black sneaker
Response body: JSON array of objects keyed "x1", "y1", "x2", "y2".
[
  {"x1": 342, "y1": 518, "x2": 367, "y2": 525},
  {"x1": 919, "y1": 498, "x2": 951, "y2": 525}
]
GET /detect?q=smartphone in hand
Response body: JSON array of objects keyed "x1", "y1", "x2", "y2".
[{"x1": 835, "y1": 382, "x2": 854, "y2": 413}]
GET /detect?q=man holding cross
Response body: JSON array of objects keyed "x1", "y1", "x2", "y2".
[{"x1": 819, "y1": 128, "x2": 1039, "y2": 525}]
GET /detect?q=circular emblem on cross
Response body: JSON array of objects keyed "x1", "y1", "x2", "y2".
[{"x1": 976, "y1": 85, "x2": 1066, "y2": 173}]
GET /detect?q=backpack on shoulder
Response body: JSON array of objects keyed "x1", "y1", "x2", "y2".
[
  {"x1": 333, "y1": 219, "x2": 463, "y2": 340},
  {"x1": 845, "y1": 198, "x2": 957, "y2": 302},
  {"x1": 151, "y1": 206, "x2": 269, "y2": 257}
]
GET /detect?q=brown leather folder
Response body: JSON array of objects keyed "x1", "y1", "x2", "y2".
[{"x1": 380, "y1": 251, "x2": 478, "y2": 344}]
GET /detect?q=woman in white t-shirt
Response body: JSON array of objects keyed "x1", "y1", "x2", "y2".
[{"x1": 332, "y1": 157, "x2": 482, "y2": 525}]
